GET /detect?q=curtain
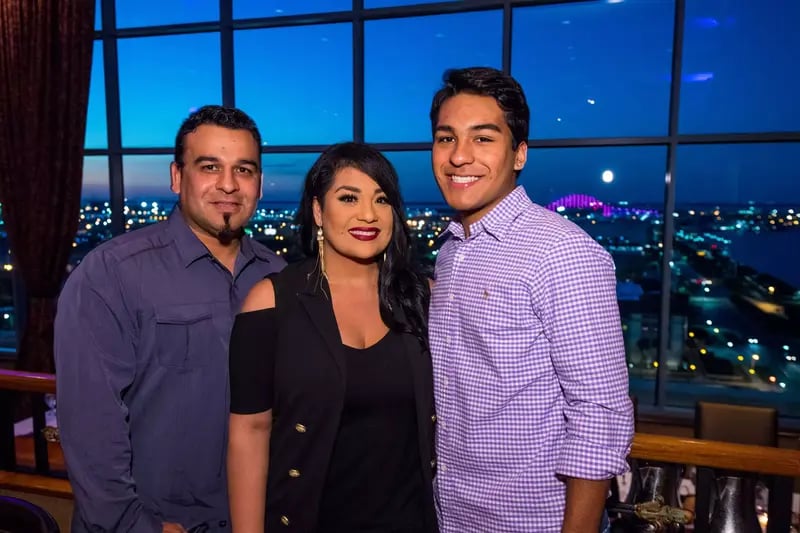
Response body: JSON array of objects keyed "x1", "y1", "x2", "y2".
[{"x1": 0, "y1": 0, "x2": 95, "y2": 373}]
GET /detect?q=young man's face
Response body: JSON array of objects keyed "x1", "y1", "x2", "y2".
[
  {"x1": 170, "y1": 124, "x2": 261, "y2": 243},
  {"x1": 432, "y1": 93, "x2": 527, "y2": 228}
]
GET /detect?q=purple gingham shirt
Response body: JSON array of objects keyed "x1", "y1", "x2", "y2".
[{"x1": 430, "y1": 186, "x2": 634, "y2": 532}]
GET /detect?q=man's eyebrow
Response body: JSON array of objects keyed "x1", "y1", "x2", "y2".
[
  {"x1": 434, "y1": 123, "x2": 503, "y2": 134},
  {"x1": 191, "y1": 156, "x2": 259, "y2": 168},
  {"x1": 469, "y1": 123, "x2": 503, "y2": 133},
  {"x1": 193, "y1": 155, "x2": 220, "y2": 165}
]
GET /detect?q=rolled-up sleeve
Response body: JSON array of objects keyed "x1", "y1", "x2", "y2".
[
  {"x1": 542, "y1": 233, "x2": 634, "y2": 480},
  {"x1": 54, "y1": 251, "x2": 162, "y2": 532}
]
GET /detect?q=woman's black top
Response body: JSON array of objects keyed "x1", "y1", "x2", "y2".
[
  {"x1": 317, "y1": 331, "x2": 425, "y2": 533},
  {"x1": 228, "y1": 260, "x2": 435, "y2": 533}
]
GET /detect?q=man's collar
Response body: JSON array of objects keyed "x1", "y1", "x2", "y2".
[
  {"x1": 239, "y1": 230, "x2": 275, "y2": 262},
  {"x1": 167, "y1": 205, "x2": 272, "y2": 268},
  {"x1": 167, "y1": 205, "x2": 212, "y2": 268},
  {"x1": 444, "y1": 186, "x2": 531, "y2": 242}
]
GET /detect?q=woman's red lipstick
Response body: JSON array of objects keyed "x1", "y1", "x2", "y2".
[{"x1": 348, "y1": 227, "x2": 381, "y2": 241}]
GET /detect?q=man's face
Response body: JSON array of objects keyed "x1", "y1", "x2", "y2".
[
  {"x1": 431, "y1": 93, "x2": 527, "y2": 227},
  {"x1": 170, "y1": 124, "x2": 261, "y2": 243}
]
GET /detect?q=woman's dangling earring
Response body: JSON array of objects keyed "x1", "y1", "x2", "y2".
[
  {"x1": 383, "y1": 251, "x2": 387, "y2": 263},
  {"x1": 317, "y1": 226, "x2": 326, "y2": 278}
]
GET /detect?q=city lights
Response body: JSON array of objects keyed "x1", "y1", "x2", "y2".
[{"x1": 2, "y1": 189, "x2": 799, "y2": 410}]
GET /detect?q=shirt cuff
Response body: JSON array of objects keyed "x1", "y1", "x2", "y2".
[{"x1": 555, "y1": 434, "x2": 631, "y2": 480}]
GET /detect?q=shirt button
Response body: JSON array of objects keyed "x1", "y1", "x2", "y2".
[
  {"x1": 440, "y1": 464, "x2": 447, "y2": 472},
  {"x1": 448, "y1": 293, "x2": 454, "y2": 301},
  {"x1": 294, "y1": 423, "x2": 306, "y2": 433},
  {"x1": 280, "y1": 515, "x2": 290, "y2": 526},
  {"x1": 445, "y1": 335, "x2": 451, "y2": 344},
  {"x1": 288, "y1": 468, "x2": 300, "y2": 478}
]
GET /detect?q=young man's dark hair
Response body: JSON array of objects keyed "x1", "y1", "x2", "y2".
[
  {"x1": 173, "y1": 105, "x2": 262, "y2": 168},
  {"x1": 429, "y1": 66, "x2": 530, "y2": 150}
]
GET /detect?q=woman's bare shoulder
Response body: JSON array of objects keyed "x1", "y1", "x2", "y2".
[{"x1": 241, "y1": 278, "x2": 276, "y2": 312}]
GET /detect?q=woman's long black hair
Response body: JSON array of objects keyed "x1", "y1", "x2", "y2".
[{"x1": 296, "y1": 142, "x2": 430, "y2": 346}]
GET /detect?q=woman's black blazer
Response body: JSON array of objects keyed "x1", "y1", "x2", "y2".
[{"x1": 244, "y1": 260, "x2": 437, "y2": 532}]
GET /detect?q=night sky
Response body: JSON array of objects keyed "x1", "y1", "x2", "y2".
[{"x1": 81, "y1": 0, "x2": 800, "y2": 206}]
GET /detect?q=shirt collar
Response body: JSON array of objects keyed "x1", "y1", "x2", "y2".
[
  {"x1": 166, "y1": 205, "x2": 271, "y2": 268},
  {"x1": 444, "y1": 185, "x2": 531, "y2": 242},
  {"x1": 239, "y1": 229, "x2": 275, "y2": 263},
  {"x1": 167, "y1": 205, "x2": 212, "y2": 267}
]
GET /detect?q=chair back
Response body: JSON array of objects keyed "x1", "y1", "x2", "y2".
[
  {"x1": 693, "y1": 401, "x2": 778, "y2": 533},
  {"x1": 0, "y1": 495, "x2": 60, "y2": 533},
  {"x1": 695, "y1": 401, "x2": 777, "y2": 446}
]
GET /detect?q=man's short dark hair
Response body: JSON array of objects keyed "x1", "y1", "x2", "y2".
[
  {"x1": 429, "y1": 67, "x2": 530, "y2": 149},
  {"x1": 173, "y1": 105, "x2": 262, "y2": 168}
]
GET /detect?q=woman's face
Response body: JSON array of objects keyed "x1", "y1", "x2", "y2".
[{"x1": 313, "y1": 166, "x2": 394, "y2": 264}]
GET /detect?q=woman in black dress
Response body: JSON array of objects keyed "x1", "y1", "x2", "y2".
[{"x1": 227, "y1": 142, "x2": 437, "y2": 533}]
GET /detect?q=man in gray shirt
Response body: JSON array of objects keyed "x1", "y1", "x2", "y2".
[{"x1": 55, "y1": 105, "x2": 285, "y2": 532}]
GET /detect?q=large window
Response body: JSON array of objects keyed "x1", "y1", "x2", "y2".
[
  {"x1": 512, "y1": 1, "x2": 674, "y2": 139},
  {"x1": 680, "y1": 0, "x2": 800, "y2": 134},
  {"x1": 122, "y1": 155, "x2": 176, "y2": 232},
  {"x1": 85, "y1": 42, "x2": 107, "y2": 149},
  {"x1": 118, "y1": 33, "x2": 222, "y2": 147},
  {"x1": 365, "y1": 0, "x2": 458, "y2": 7},
  {"x1": 73, "y1": 157, "x2": 113, "y2": 267},
  {"x1": 527, "y1": 146, "x2": 668, "y2": 399},
  {"x1": 380, "y1": 151, "x2": 440, "y2": 206},
  {"x1": 365, "y1": 11, "x2": 503, "y2": 142},
  {"x1": 673, "y1": 143, "x2": 800, "y2": 416},
  {"x1": 0, "y1": 205, "x2": 12, "y2": 353},
  {"x1": 115, "y1": 0, "x2": 219, "y2": 28},
  {"x1": 235, "y1": 24, "x2": 353, "y2": 146},
  {"x1": 234, "y1": 0, "x2": 351, "y2": 19},
  {"x1": 3, "y1": 0, "x2": 798, "y2": 418},
  {"x1": 252, "y1": 153, "x2": 321, "y2": 261},
  {"x1": 259, "y1": 153, "x2": 319, "y2": 204}
]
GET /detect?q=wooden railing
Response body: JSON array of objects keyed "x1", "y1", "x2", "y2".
[
  {"x1": 630, "y1": 432, "x2": 799, "y2": 532},
  {"x1": 631, "y1": 433, "x2": 800, "y2": 477},
  {"x1": 0, "y1": 368, "x2": 69, "y2": 498},
  {"x1": 0, "y1": 369, "x2": 57, "y2": 395},
  {"x1": 0, "y1": 470, "x2": 71, "y2": 499},
  {"x1": 1, "y1": 369, "x2": 799, "y2": 528}
]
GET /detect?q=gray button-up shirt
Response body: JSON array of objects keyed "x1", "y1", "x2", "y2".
[{"x1": 55, "y1": 207, "x2": 285, "y2": 532}]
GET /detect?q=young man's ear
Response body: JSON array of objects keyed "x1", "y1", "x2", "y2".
[{"x1": 513, "y1": 142, "x2": 528, "y2": 172}]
